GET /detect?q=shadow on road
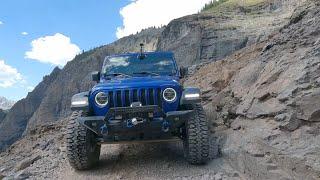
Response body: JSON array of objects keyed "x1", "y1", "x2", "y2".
[{"x1": 69, "y1": 135, "x2": 221, "y2": 179}]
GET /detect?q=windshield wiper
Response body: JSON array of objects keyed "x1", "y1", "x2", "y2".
[
  {"x1": 133, "y1": 72, "x2": 160, "y2": 76},
  {"x1": 105, "y1": 73, "x2": 131, "y2": 78}
]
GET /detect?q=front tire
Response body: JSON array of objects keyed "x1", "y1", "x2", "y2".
[
  {"x1": 66, "y1": 111, "x2": 101, "y2": 170},
  {"x1": 183, "y1": 104, "x2": 210, "y2": 164}
]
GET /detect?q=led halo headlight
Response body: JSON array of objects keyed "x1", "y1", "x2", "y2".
[
  {"x1": 163, "y1": 88, "x2": 177, "y2": 102},
  {"x1": 95, "y1": 92, "x2": 108, "y2": 107}
]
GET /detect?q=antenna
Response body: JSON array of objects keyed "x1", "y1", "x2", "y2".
[{"x1": 139, "y1": 43, "x2": 146, "y2": 59}]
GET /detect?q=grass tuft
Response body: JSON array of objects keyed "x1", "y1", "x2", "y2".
[
  {"x1": 201, "y1": 0, "x2": 229, "y2": 12},
  {"x1": 201, "y1": 0, "x2": 266, "y2": 12}
]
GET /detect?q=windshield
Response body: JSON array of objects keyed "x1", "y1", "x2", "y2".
[{"x1": 102, "y1": 54, "x2": 177, "y2": 76}]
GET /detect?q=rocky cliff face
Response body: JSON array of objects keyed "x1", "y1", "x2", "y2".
[
  {"x1": 185, "y1": 0, "x2": 320, "y2": 128},
  {"x1": 0, "y1": 0, "x2": 309, "y2": 153},
  {"x1": 184, "y1": 0, "x2": 320, "y2": 178},
  {"x1": 0, "y1": 109, "x2": 7, "y2": 124},
  {"x1": 157, "y1": 0, "x2": 304, "y2": 66}
]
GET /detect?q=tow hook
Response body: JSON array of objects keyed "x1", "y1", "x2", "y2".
[
  {"x1": 100, "y1": 124, "x2": 108, "y2": 135},
  {"x1": 162, "y1": 121, "x2": 170, "y2": 132},
  {"x1": 127, "y1": 118, "x2": 144, "y2": 128}
]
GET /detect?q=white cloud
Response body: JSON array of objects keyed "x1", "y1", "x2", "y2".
[
  {"x1": 21, "y1": 32, "x2": 28, "y2": 35},
  {"x1": 25, "y1": 33, "x2": 81, "y2": 66},
  {"x1": 0, "y1": 60, "x2": 23, "y2": 88},
  {"x1": 0, "y1": 21, "x2": 3, "y2": 25},
  {"x1": 116, "y1": 0, "x2": 212, "y2": 38}
]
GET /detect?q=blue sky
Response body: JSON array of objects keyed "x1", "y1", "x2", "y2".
[
  {"x1": 0, "y1": 0, "x2": 211, "y2": 101},
  {"x1": 0, "y1": 0, "x2": 130, "y2": 100}
]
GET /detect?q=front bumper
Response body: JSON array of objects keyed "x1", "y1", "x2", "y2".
[{"x1": 77, "y1": 105, "x2": 192, "y2": 143}]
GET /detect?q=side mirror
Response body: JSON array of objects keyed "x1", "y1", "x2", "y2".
[
  {"x1": 180, "y1": 67, "x2": 188, "y2": 78},
  {"x1": 91, "y1": 71, "x2": 100, "y2": 82}
]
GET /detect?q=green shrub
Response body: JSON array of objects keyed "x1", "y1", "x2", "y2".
[{"x1": 201, "y1": 0, "x2": 229, "y2": 12}]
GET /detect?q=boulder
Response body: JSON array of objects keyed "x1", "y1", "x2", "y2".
[
  {"x1": 246, "y1": 98, "x2": 285, "y2": 119},
  {"x1": 15, "y1": 155, "x2": 41, "y2": 171},
  {"x1": 14, "y1": 170, "x2": 31, "y2": 180},
  {"x1": 296, "y1": 88, "x2": 320, "y2": 122},
  {"x1": 279, "y1": 113, "x2": 302, "y2": 131}
]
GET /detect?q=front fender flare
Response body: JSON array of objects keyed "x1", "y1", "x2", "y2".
[
  {"x1": 180, "y1": 87, "x2": 201, "y2": 105},
  {"x1": 70, "y1": 91, "x2": 89, "y2": 111}
]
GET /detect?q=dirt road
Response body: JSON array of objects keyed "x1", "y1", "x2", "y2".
[{"x1": 56, "y1": 138, "x2": 237, "y2": 180}]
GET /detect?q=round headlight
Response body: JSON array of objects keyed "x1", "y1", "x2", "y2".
[
  {"x1": 95, "y1": 92, "x2": 108, "y2": 107},
  {"x1": 163, "y1": 88, "x2": 177, "y2": 102}
]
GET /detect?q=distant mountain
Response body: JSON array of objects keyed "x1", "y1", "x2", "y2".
[{"x1": 0, "y1": 96, "x2": 15, "y2": 110}]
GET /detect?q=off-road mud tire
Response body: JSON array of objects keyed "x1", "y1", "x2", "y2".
[
  {"x1": 66, "y1": 110, "x2": 101, "y2": 170},
  {"x1": 183, "y1": 104, "x2": 210, "y2": 164}
]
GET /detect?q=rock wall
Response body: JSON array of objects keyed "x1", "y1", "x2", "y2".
[
  {"x1": 185, "y1": 0, "x2": 320, "y2": 131},
  {"x1": 0, "y1": 109, "x2": 7, "y2": 124},
  {"x1": 185, "y1": 0, "x2": 320, "y2": 178},
  {"x1": 157, "y1": 0, "x2": 304, "y2": 66}
]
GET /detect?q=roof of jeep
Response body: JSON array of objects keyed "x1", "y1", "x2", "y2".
[{"x1": 105, "y1": 51, "x2": 174, "y2": 59}]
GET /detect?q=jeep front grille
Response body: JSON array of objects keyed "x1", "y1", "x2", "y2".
[{"x1": 108, "y1": 88, "x2": 163, "y2": 108}]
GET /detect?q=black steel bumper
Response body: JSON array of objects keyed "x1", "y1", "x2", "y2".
[{"x1": 77, "y1": 105, "x2": 193, "y2": 143}]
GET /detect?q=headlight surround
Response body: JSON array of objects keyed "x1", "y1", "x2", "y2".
[
  {"x1": 163, "y1": 88, "x2": 177, "y2": 102},
  {"x1": 95, "y1": 92, "x2": 108, "y2": 107}
]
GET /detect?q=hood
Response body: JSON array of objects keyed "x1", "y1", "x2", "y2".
[{"x1": 91, "y1": 76, "x2": 181, "y2": 92}]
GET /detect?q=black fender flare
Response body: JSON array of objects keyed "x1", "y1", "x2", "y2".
[
  {"x1": 180, "y1": 87, "x2": 201, "y2": 105},
  {"x1": 70, "y1": 91, "x2": 90, "y2": 111}
]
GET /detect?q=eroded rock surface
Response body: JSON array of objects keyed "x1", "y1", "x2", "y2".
[
  {"x1": 184, "y1": 0, "x2": 320, "y2": 178},
  {"x1": 0, "y1": 109, "x2": 7, "y2": 124}
]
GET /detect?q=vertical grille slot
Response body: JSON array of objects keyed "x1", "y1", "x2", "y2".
[
  {"x1": 108, "y1": 91, "x2": 114, "y2": 107},
  {"x1": 133, "y1": 89, "x2": 138, "y2": 102},
  {"x1": 149, "y1": 89, "x2": 154, "y2": 105},
  {"x1": 145, "y1": 89, "x2": 150, "y2": 105},
  {"x1": 141, "y1": 89, "x2": 146, "y2": 105},
  {"x1": 116, "y1": 91, "x2": 122, "y2": 107},
  {"x1": 125, "y1": 90, "x2": 130, "y2": 107},
  {"x1": 157, "y1": 88, "x2": 163, "y2": 108}
]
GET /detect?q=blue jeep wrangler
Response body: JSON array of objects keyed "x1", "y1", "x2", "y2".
[{"x1": 66, "y1": 45, "x2": 210, "y2": 170}]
